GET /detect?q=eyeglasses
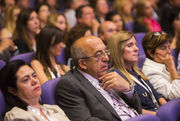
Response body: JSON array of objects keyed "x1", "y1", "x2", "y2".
[
  {"x1": 107, "y1": 29, "x2": 117, "y2": 33},
  {"x1": 80, "y1": 49, "x2": 110, "y2": 60}
]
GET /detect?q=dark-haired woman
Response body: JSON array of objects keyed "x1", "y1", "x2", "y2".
[
  {"x1": 0, "y1": 60, "x2": 70, "y2": 121},
  {"x1": 31, "y1": 26, "x2": 70, "y2": 85}
]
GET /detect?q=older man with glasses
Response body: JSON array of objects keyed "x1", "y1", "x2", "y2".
[{"x1": 55, "y1": 35, "x2": 142, "y2": 121}]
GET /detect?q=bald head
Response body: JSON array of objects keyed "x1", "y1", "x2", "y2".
[
  {"x1": 71, "y1": 35, "x2": 105, "y2": 67},
  {"x1": 98, "y1": 21, "x2": 117, "y2": 45}
]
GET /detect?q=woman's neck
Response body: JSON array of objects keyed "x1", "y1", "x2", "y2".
[
  {"x1": 50, "y1": 54, "x2": 56, "y2": 67},
  {"x1": 125, "y1": 63, "x2": 133, "y2": 71}
]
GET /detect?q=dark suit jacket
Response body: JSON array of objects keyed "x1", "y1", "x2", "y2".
[{"x1": 55, "y1": 69, "x2": 142, "y2": 121}]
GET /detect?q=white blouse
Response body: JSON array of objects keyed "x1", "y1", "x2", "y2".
[{"x1": 142, "y1": 58, "x2": 180, "y2": 100}]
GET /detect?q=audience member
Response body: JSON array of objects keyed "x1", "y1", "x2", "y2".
[
  {"x1": 160, "y1": 0, "x2": 180, "y2": 41},
  {"x1": 76, "y1": 4, "x2": 99, "y2": 35},
  {"x1": 64, "y1": 0, "x2": 86, "y2": 28},
  {"x1": 65, "y1": 24, "x2": 92, "y2": 68},
  {"x1": 98, "y1": 21, "x2": 117, "y2": 45},
  {"x1": 113, "y1": 0, "x2": 134, "y2": 24},
  {"x1": 0, "y1": 60, "x2": 70, "y2": 121},
  {"x1": 12, "y1": 9, "x2": 40, "y2": 54},
  {"x1": 45, "y1": 0, "x2": 59, "y2": 12},
  {"x1": 160, "y1": 10, "x2": 180, "y2": 49},
  {"x1": 31, "y1": 26, "x2": 70, "y2": 85},
  {"x1": 0, "y1": 0, "x2": 15, "y2": 16},
  {"x1": 106, "y1": 11, "x2": 125, "y2": 32},
  {"x1": 0, "y1": 5, "x2": 21, "y2": 39},
  {"x1": 89, "y1": 0, "x2": 109, "y2": 23},
  {"x1": 142, "y1": 31, "x2": 180, "y2": 100},
  {"x1": 55, "y1": 35, "x2": 142, "y2": 121},
  {"x1": 35, "y1": 3, "x2": 50, "y2": 29},
  {"x1": 0, "y1": 5, "x2": 20, "y2": 62},
  {"x1": 47, "y1": 12, "x2": 68, "y2": 34},
  {"x1": 150, "y1": 0, "x2": 160, "y2": 21},
  {"x1": 16, "y1": 0, "x2": 30, "y2": 9},
  {"x1": 134, "y1": 0, "x2": 162, "y2": 33},
  {"x1": 108, "y1": 31, "x2": 167, "y2": 115}
]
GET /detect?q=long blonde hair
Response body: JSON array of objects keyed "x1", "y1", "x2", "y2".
[
  {"x1": 108, "y1": 31, "x2": 148, "y2": 85},
  {"x1": 2, "y1": 5, "x2": 20, "y2": 34},
  {"x1": 113, "y1": 0, "x2": 133, "y2": 23}
]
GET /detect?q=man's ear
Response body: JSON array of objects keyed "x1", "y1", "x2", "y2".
[
  {"x1": 98, "y1": 33, "x2": 104, "y2": 41},
  {"x1": 8, "y1": 87, "x2": 17, "y2": 96},
  {"x1": 78, "y1": 59, "x2": 87, "y2": 70},
  {"x1": 147, "y1": 49, "x2": 154, "y2": 58}
]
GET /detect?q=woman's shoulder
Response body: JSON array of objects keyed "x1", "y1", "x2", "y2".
[
  {"x1": 4, "y1": 107, "x2": 28, "y2": 120},
  {"x1": 31, "y1": 59, "x2": 43, "y2": 68}
]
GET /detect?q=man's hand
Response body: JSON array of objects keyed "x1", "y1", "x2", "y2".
[{"x1": 99, "y1": 72, "x2": 130, "y2": 92}]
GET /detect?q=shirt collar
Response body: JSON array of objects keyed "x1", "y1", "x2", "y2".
[
  {"x1": 78, "y1": 69, "x2": 100, "y2": 85},
  {"x1": 144, "y1": 58, "x2": 166, "y2": 72}
]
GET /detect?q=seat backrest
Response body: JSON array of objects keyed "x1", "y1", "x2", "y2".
[
  {"x1": 9, "y1": 52, "x2": 35, "y2": 63},
  {"x1": 157, "y1": 98, "x2": 180, "y2": 121},
  {"x1": 134, "y1": 33, "x2": 146, "y2": 55},
  {"x1": 0, "y1": 60, "x2": 6, "y2": 70},
  {"x1": 137, "y1": 54, "x2": 146, "y2": 69},
  {"x1": 0, "y1": 90, "x2": 5, "y2": 116},
  {"x1": 134, "y1": 33, "x2": 146, "y2": 69},
  {"x1": 41, "y1": 77, "x2": 60, "y2": 105},
  {"x1": 126, "y1": 114, "x2": 161, "y2": 121},
  {"x1": 56, "y1": 47, "x2": 66, "y2": 64}
]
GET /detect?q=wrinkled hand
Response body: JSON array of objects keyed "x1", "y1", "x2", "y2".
[
  {"x1": 157, "y1": 54, "x2": 175, "y2": 68},
  {"x1": 99, "y1": 72, "x2": 130, "y2": 92}
]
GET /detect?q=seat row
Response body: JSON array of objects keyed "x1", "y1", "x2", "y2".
[{"x1": 1, "y1": 77, "x2": 180, "y2": 121}]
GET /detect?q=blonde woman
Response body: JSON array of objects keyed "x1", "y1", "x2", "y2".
[
  {"x1": 113, "y1": 0, "x2": 133, "y2": 24},
  {"x1": 47, "y1": 13, "x2": 69, "y2": 34},
  {"x1": 0, "y1": 5, "x2": 20, "y2": 40},
  {"x1": 108, "y1": 31, "x2": 167, "y2": 115}
]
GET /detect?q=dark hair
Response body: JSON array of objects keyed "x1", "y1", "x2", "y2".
[
  {"x1": 0, "y1": 60, "x2": 28, "y2": 114},
  {"x1": 160, "y1": 9, "x2": 180, "y2": 36},
  {"x1": 142, "y1": 31, "x2": 172, "y2": 60},
  {"x1": 75, "y1": 4, "x2": 91, "y2": 18},
  {"x1": 12, "y1": 9, "x2": 36, "y2": 50},
  {"x1": 35, "y1": 2, "x2": 50, "y2": 13},
  {"x1": 105, "y1": 11, "x2": 125, "y2": 30},
  {"x1": 35, "y1": 25, "x2": 64, "y2": 73},
  {"x1": 65, "y1": 24, "x2": 92, "y2": 61}
]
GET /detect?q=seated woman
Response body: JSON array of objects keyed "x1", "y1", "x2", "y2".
[
  {"x1": 105, "y1": 11, "x2": 125, "y2": 31},
  {"x1": 133, "y1": 0, "x2": 161, "y2": 33},
  {"x1": 31, "y1": 26, "x2": 70, "y2": 85},
  {"x1": 47, "y1": 13, "x2": 68, "y2": 35},
  {"x1": 12, "y1": 9, "x2": 40, "y2": 54},
  {"x1": 108, "y1": 31, "x2": 167, "y2": 115},
  {"x1": 0, "y1": 60, "x2": 70, "y2": 121},
  {"x1": 142, "y1": 31, "x2": 180, "y2": 100}
]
